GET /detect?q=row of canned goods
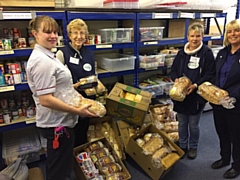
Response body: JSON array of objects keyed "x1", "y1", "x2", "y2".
[
  {"x1": 85, "y1": 34, "x2": 101, "y2": 45},
  {"x1": 0, "y1": 106, "x2": 36, "y2": 124},
  {"x1": 0, "y1": 72, "x2": 27, "y2": 86}
]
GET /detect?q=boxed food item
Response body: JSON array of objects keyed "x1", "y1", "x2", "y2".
[
  {"x1": 73, "y1": 138, "x2": 131, "y2": 180},
  {"x1": 2, "y1": 127, "x2": 41, "y2": 165},
  {"x1": 99, "y1": 28, "x2": 132, "y2": 43},
  {"x1": 117, "y1": 114, "x2": 152, "y2": 150},
  {"x1": 106, "y1": 82, "x2": 152, "y2": 126},
  {"x1": 96, "y1": 53, "x2": 135, "y2": 72},
  {"x1": 126, "y1": 124, "x2": 184, "y2": 180},
  {"x1": 88, "y1": 116, "x2": 126, "y2": 159},
  {"x1": 140, "y1": 27, "x2": 164, "y2": 41}
]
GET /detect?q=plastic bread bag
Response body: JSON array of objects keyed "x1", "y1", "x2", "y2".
[
  {"x1": 142, "y1": 133, "x2": 164, "y2": 155},
  {"x1": 77, "y1": 75, "x2": 98, "y2": 90},
  {"x1": 197, "y1": 82, "x2": 229, "y2": 105},
  {"x1": 96, "y1": 155, "x2": 116, "y2": 168},
  {"x1": 90, "y1": 148, "x2": 110, "y2": 163},
  {"x1": 96, "y1": 79, "x2": 106, "y2": 94},
  {"x1": 85, "y1": 141, "x2": 105, "y2": 153},
  {"x1": 80, "y1": 97, "x2": 106, "y2": 117},
  {"x1": 100, "y1": 162, "x2": 122, "y2": 176},
  {"x1": 84, "y1": 87, "x2": 97, "y2": 96},
  {"x1": 169, "y1": 76, "x2": 192, "y2": 101},
  {"x1": 219, "y1": 96, "x2": 236, "y2": 109},
  {"x1": 106, "y1": 172, "x2": 128, "y2": 180},
  {"x1": 151, "y1": 145, "x2": 172, "y2": 169},
  {"x1": 164, "y1": 121, "x2": 178, "y2": 133}
]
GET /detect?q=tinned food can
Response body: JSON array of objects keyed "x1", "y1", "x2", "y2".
[
  {"x1": 2, "y1": 39, "x2": 12, "y2": 50},
  {"x1": 95, "y1": 34, "x2": 101, "y2": 44}
]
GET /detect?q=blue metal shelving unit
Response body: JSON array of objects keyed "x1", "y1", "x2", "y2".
[
  {"x1": 0, "y1": 9, "x2": 229, "y2": 136},
  {"x1": 236, "y1": 0, "x2": 240, "y2": 19}
]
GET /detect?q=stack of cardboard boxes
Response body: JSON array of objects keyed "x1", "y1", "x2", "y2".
[{"x1": 73, "y1": 82, "x2": 183, "y2": 180}]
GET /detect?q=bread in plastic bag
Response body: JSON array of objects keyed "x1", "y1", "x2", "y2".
[
  {"x1": 169, "y1": 77, "x2": 192, "y2": 101},
  {"x1": 197, "y1": 82, "x2": 228, "y2": 105}
]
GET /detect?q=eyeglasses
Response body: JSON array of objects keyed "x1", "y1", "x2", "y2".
[{"x1": 70, "y1": 31, "x2": 85, "y2": 36}]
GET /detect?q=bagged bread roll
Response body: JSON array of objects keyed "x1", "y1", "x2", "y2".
[
  {"x1": 142, "y1": 133, "x2": 164, "y2": 155},
  {"x1": 197, "y1": 82, "x2": 228, "y2": 105},
  {"x1": 80, "y1": 98, "x2": 106, "y2": 117},
  {"x1": 169, "y1": 77, "x2": 192, "y2": 101}
]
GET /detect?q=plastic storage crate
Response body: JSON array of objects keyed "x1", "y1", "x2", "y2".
[
  {"x1": 140, "y1": 27, "x2": 164, "y2": 41},
  {"x1": 99, "y1": 28, "x2": 132, "y2": 43},
  {"x1": 139, "y1": 54, "x2": 165, "y2": 69},
  {"x1": 139, "y1": 83, "x2": 165, "y2": 97},
  {"x1": 64, "y1": 0, "x2": 103, "y2": 8},
  {"x1": 104, "y1": 0, "x2": 139, "y2": 8},
  {"x1": 2, "y1": 127, "x2": 41, "y2": 165},
  {"x1": 96, "y1": 53, "x2": 136, "y2": 72}
]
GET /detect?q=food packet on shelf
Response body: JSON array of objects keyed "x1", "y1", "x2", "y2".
[
  {"x1": 197, "y1": 82, "x2": 228, "y2": 105},
  {"x1": 80, "y1": 97, "x2": 106, "y2": 117},
  {"x1": 169, "y1": 76, "x2": 192, "y2": 101}
]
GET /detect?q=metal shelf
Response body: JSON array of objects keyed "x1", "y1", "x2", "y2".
[
  {"x1": 139, "y1": 38, "x2": 185, "y2": 47},
  {"x1": 67, "y1": 11, "x2": 135, "y2": 20},
  {"x1": 98, "y1": 69, "x2": 135, "y2": 79},
  {"x1": 85, "y1": 42, "x2": 134, "y2": 51}
]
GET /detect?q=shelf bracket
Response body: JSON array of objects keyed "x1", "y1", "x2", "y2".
[{"x1": 214, "y1": 17, "x2": 223, "y2": 36}]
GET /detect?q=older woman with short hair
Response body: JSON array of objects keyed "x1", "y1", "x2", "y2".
[
  {"x1": 56, "y1": 19, "x2": 95, "y2": 147},
  {"x1": 170, "y1": 22, "x2": 215, "y2": 159}
]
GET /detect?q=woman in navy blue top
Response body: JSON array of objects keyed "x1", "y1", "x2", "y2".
[
  {"x1": 211, "y1": 19, "x2": 240, "y2": 179},
  {"x1": 56, "y1": 19, "x2": 95, "y2": 147},
  {"x1": 170, "y1": 22, "x2": 215, "y2": 159}
]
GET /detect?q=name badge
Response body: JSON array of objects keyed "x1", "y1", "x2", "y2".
[
  {"x1": 188, "y1": 56, "x2": 200, "y2": 69},
  {"x1": 69, "y1": 57, "x2": 79, "y2": 65},
  {"x1": 83, "y1": 63, "x2": 92, "y2": 71}
]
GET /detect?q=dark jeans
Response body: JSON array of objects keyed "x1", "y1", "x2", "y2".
[
  {"x1": 74, "y1": 116, "x2": 90, "y2": 147},
  {"x1": 38, "y1": 127, "x2": 75, "y2": 180},
  {"x1": 213, "y1": 108, "x2": 240, "y2": 171}
]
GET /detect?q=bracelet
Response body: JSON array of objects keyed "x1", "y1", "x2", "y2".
[{"x1": 193, "y1": 83, "x2": 198, "y2": 88}]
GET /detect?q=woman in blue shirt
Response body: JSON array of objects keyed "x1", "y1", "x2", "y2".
[{"x1": 211, "y1": 19, "x2": 240, "y2": 179}]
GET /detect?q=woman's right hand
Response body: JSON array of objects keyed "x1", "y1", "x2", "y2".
[{"x1": 77, "y1": 104, "x2": 98, "y2": 117}]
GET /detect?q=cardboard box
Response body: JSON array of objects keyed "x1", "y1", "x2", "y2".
[
  {"x1": 126, "y1": 125, "x2": 184, "y2": 180},
  {"x1": 73, "y1": 138, "x2": 131, "y2": 180},
  {"x1": 0, "y1": 0, "x2": 55, "y2": 7},
  {"x1": 89, "y1": 116, "x2": 126, "y2": 159},
  {"x1": 117, "y1": 114, "x2": 152, "y2": 151},
  {"x1": 168, "y1": 19, "x2": 205, "y2": 38},
  {"x1": 29, "y1": 167, "x2": 44, "y2": 180},
  {"x1": 106, "y1": 82, "x2": 152, "y2": 126}
]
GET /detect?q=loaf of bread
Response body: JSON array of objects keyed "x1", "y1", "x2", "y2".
[
  {"x1": 197, "y1": 82, "x2": 228, "y2": 105},
  {"x1": 161, "y1": 153, "x2": 180, "y2": 168},
  {"x1": 142, "y1": 134, "x2": 164, "y2": 155},
  {"x1": 80, "y1": 98, "x2": 106, "y2": 117},
  {"x1": 169, "y1": 77, "x2": 192, "y2": 101}
]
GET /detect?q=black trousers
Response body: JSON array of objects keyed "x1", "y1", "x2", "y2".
[
  {"x1": 213, "y1": 108, "x2": 240, "y2": 171},
  {"x1": 38, "y1": 127, "x2": 75, "y2": 180},
  {"x1": 74, "y1": 116, "x2": 90, "y2": 147}
]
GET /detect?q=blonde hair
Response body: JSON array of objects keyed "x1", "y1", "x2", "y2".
[
  {"x1": 188, "y1": 22, "x2": 204, "y2": 36},
  {"x1": 29, "y1": 15, "x2": 58, "y2": 33},
  {"x1": 223, "y1": 19, "x2": 240, "y2": 46},
  {"x1": 67, "y1": 19, "x2": 89, "y2": 36}
]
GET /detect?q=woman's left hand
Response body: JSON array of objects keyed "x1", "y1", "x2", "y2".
[{"x1": 187, "y1": 84, "x2": 197, "y2": 95}]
